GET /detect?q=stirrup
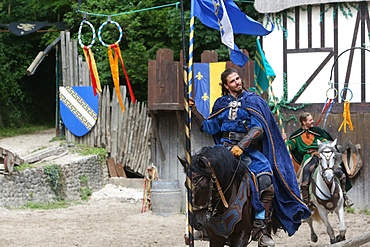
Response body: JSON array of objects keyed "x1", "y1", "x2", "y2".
[
  {"x1": 258, "y1": 233, "x2": 275, "y2": 247},
  {"x1": 252, "y1": 220, "x2": 275, "y2": 246},
  {"x1": 345, "y1": 198, "x2": 354, "y2": 207}
]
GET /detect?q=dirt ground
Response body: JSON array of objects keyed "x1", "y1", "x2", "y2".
[
  {"x1": 1, "y1": 130, "x2": 370, "y2": 247},
  {"x1": 0, "y1": 194, "x2": 370, "y2": 247}
]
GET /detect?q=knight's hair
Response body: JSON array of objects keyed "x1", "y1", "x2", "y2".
[
  {"x1": 220, "y1": 68, "x2": 246, "y2": 96},
  {"x1": 299, "y1": 112, "x2": 312, "y2": 126}
]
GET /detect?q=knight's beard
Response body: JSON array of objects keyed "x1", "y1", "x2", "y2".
[{"x1": 231, "y1": 87, "x2": 243, "y2": 95}]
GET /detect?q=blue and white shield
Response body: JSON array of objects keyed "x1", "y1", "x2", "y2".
[{"x1": 59, "y1": 86, "x2": 98, "y2": 137}]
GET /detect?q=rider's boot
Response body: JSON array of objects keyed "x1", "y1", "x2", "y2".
[
  {"x1": 339, "y1": 175, "x2": 354, "y2": 207},
  {"x1": 252, "y1": 184, "x2": 275, "y2": 247},
  {"x1": 300, "y1": 180, "x2": 314, "y2": 212},
  {"x1": 252, "y1": 219, "x2": 275, "y2": 247}
]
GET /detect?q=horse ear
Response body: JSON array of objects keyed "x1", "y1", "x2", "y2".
[
  {"x1": 177, "y1": 156, "x2": 188, "y2": 170},
  {"x1": 317, "y1": 139, "x2": 322, "y2": 145},
  {"x1": 333, "y1": 139, "x2": 337, "y2": 146}
]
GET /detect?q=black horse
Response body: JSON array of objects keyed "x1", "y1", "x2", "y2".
[{"x1": 179, "y1": 145, "x2": 268, "y2": 247}]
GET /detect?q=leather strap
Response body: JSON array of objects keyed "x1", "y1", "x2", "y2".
[{"x1": 223, "y1": 132, "x2": 246, "y2": 141}]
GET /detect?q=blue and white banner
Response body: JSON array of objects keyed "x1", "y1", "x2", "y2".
[
  {"x1": 59, "y1": 86, "x2": 98, "y2": 137},
  {"x1": 193, "y1": 0, "x2": 274, "y2": 67}
]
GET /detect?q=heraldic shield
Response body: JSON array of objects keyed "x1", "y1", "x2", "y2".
[{"x1": 59, "y1": 86, "x2": 98, "y2": 137}]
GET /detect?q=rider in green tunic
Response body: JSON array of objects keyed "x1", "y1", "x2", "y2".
[{"x1": 286, "y1": 112, "x2": 353, "y2": 209}]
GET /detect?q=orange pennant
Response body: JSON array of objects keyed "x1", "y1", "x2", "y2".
[
  {"x1": 83, "y1": 47, "x2": 102, "y2": 96},
  {"x1": 108, "y1": 43, "x2": 125, "y2": 112}
]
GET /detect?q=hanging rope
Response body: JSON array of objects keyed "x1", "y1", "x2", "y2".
[
  {"x1": 78, "y1": 20, "x2": 102, "y2": 96},
  {"x1": 316, "y1": 87, "x2": 337, "y2": 128},
  {"x1": 77, "y1": 2, "x2": 180, "y2": 17},
  {"x1": 323, "y1": 98, "x2": 335, "y2": 129},
  {"x1": 338, "y1": 87, "x2": 354, "y2": 133}
]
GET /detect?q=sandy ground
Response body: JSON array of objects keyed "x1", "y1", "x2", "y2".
[
  {"x1": 0, "y1": 188, "x2": 369, "y2": 247},
  {"x1": 1, "y1": 130, "x2": 370, "y2": 247}
]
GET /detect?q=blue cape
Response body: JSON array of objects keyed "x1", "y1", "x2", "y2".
[{"x1": 211, "y1": 91, "x2": 311, "y2": 236}]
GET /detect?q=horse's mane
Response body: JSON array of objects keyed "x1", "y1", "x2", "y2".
[{"x1": 192, "y1": 146, "x2": 246, "y2": 183}]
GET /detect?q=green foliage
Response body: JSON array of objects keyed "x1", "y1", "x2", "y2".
[
  {"x1": 0, "y1": 0, "x2": 72, "y2": 128},
  {"x1": 345, "y1": 206, "x2": 355, "y2": 214},
  {"x1": 50, "y1": 136, "x2": 66, "y2": 142},
  {"x1": 0, "y1": 0, "x2": 262, "y2": 127},
  {"x1": 14, "y1": 163, "x2": 35, "y2": 172},
  {"x1": 360, "y1": 208, "x2": 370, "y2": 215},
  {"x1": 79, "y1": 175, "x2": 88, "y2": 184},
  {"x1": 80, "y1": 187, "x2": 92, "y2": 201},
  {"x1": 21, "y1": 200, "x2": 77, "y2": 210},
  {"x1": 79, "y1": 175, "x2": 92, "y2": 200},
  {"x1": 44, "y1": 164, "x2": 65, "y2": 201},
  {"x1": 0, "y1": 125, "x2": 52, "y2": 138},
  {"x1": 73, "y1": 144, "x2": 107, "y2": 163}
]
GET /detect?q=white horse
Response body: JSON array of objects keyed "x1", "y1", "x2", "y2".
[{"x1": 306, "y1": 139, "x2": 346, "y2": 244}]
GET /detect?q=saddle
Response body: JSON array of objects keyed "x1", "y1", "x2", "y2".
[
  {"x1": 337, "y1": 139, "x2": 362, "y2": 179},
  {"x1": 206, "y1": 175, "x2": 250, "y2": 238}
]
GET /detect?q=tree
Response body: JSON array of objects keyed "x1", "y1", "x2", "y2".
[{"x1": 0, "y1": 0, "x2": 262, "y2": 128}]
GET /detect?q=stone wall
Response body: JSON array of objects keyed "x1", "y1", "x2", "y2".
[{"x1": 0, "y1": 155, "x2": 109, "y2": 208}]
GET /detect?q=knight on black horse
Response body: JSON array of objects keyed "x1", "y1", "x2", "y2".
[{"x1": 189, "y1": 68, "x2": 311, "y2": 246}]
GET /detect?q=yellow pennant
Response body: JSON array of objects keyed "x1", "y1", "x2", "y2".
[{"x1": 338, "y1": 100, "x2": 354, "y2": 133}]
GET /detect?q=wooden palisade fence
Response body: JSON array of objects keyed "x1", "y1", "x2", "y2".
[{"x1": 59, "y1": 31, "x2": 151, "y2": 176}]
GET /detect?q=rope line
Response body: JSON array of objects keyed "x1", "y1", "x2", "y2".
[{"x1": 77, "y1": 2, "x2": 180, "y2": 17}]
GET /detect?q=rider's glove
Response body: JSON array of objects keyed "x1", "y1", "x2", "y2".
[{"x1": 231, "y1": 145, "x2": 243, "y2": 157}]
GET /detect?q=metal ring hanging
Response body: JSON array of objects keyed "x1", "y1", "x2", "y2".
[
  {"x1": 78, "y1": 20, "x2": 96, "y2": 49},
  {"x1": 98, "y1": 20, "x2": 123, "y2": 47},
  {"x1": 325, "y1": 87, "x2": 338, "y2": 100},
  {"x1": 340, "y1": 87, "x2": 353, "y2": 101}
]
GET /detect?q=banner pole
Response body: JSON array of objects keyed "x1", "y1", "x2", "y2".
[{"x1": 181, "y1": 0, "x2": 195, "y2": 246}]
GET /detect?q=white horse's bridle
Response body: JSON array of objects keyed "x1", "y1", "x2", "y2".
[{"x1": 319, "y1": 148, "x2": 336, "y2": 184}]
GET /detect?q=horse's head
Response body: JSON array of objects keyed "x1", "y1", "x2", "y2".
[
  {"x1": 317, "y1": 139, "x2": 341, "y2": 184},
  {"x1": 178, "y1": 149, "x2": 213, "y2": 230},
  {"x1": 178, "y1": 146, "x2": 245, "y2": 230}
]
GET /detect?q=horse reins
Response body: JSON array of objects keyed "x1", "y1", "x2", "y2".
[
  {"x1": 202, "y1": 156, "x2": 229, "y2": 209},
  {"x1": 191, "y1": 155, "x2": 242, "y2": 213}
]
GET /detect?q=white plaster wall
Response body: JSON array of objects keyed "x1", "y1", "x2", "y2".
[{"x1": 261, "y1": 4, "x2": 370, "y2": 103}]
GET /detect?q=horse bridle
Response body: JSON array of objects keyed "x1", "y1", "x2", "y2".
[
  {"x1": 315, "y1": 149, "x2": 337, "y2": 199},
  {"x1": 319, "y1": 149, "x2": 336, "y2": 175},
  {"x1": 189, "y1": 156, "x2": 229, "y2": 213}
]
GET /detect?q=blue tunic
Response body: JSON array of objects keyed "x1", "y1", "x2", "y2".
[
  {"x1": 201, "y1": 91, "x2": 272, "y2": 175},
  {"x1": 200, "y1": 90, "x2": 311, "y2": 236}
]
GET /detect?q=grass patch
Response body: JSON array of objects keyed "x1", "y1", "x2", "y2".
[
  {"x1": 0, "y1": 125, "x2": 52, "y2": 139},
  {"x1": 80, "y1": 187, "x2": 92, "y2": 201},
  {"x1": 21, "y1": 200, "x2": 79, "y2": 210},
  {"x1": 51, "y1": 136, "x2": 66, "y2": 142},
  {"x1": 359, "y1": 208, "x2": 370, "y2": 215},
  {"x1": 79, "y1": 175, "x2": 92, "y2": 201},
  {"x1": 345, "y1": 206, "x2": 355, "y2": 214},
  {"x1": 73, "y1": 144, "x2": 107, "y2": 163},
  {"x1": 14, "y1": 163, "x2": 35, "y2": 172}
]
